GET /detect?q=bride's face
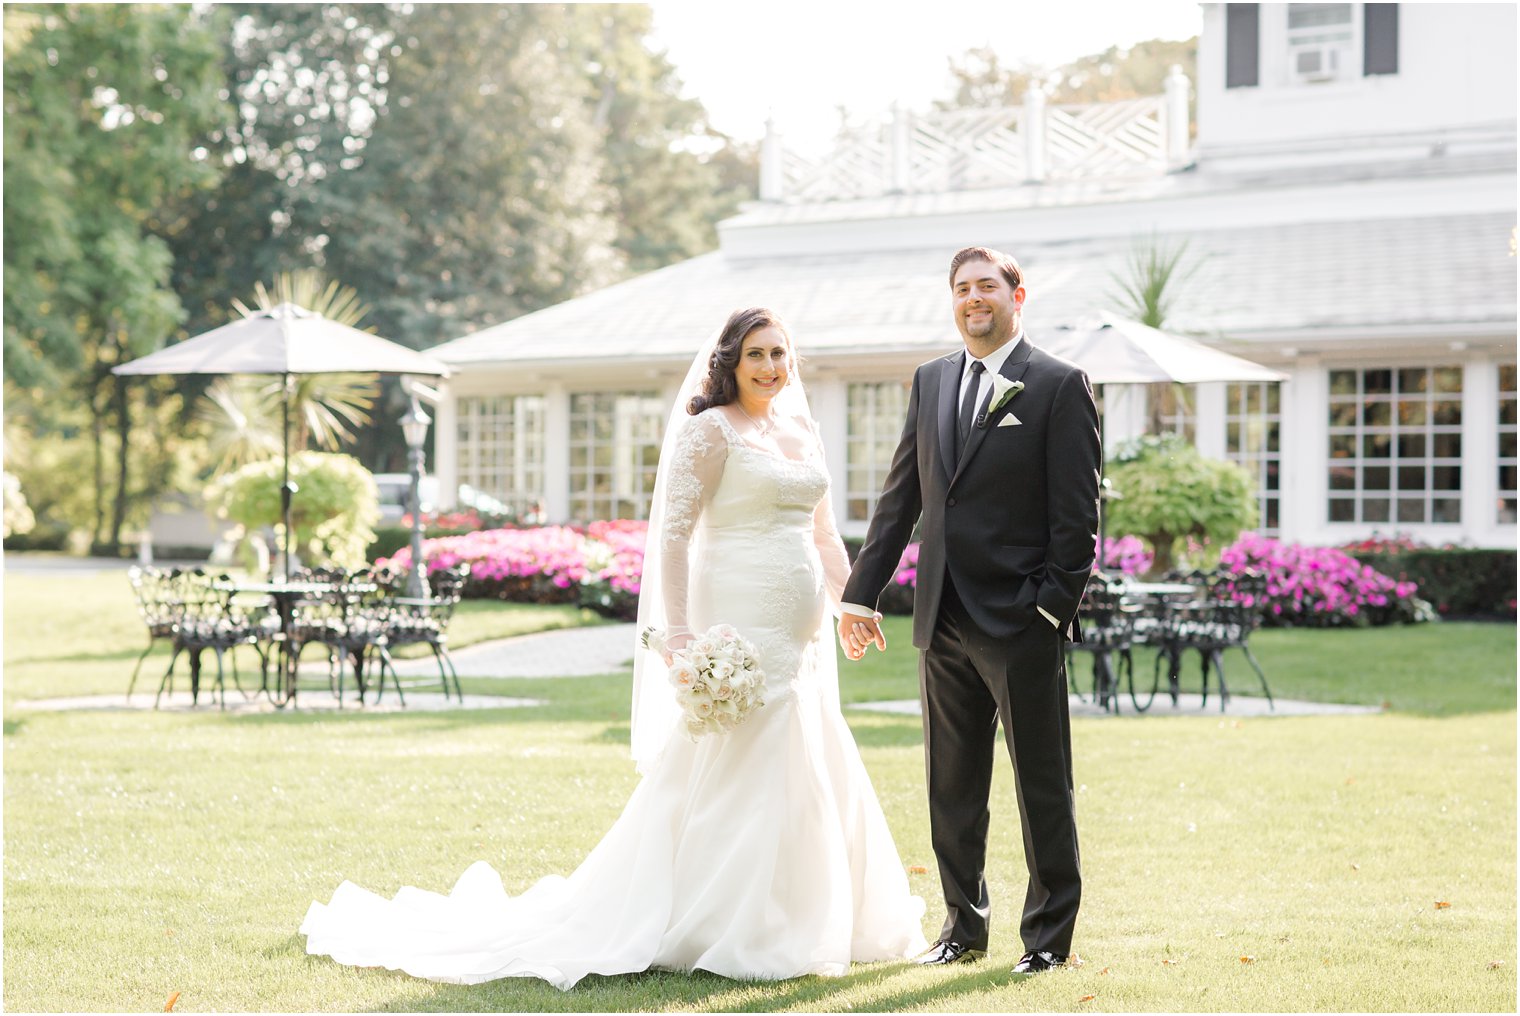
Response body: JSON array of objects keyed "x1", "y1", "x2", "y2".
[{"x1": 735, "y1": 326, "x2": 790, "y2": 407}]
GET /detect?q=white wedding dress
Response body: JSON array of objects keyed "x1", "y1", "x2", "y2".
[{"x1": 301, "y1": 408, "x2": 927, "y2": 989}]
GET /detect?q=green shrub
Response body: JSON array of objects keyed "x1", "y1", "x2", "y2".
[
  {"x1": 207, "y1": 452, "x2": 379, "y2": 569},
  {"x1": 1348, "y1": 548, "x2": 1517, "y2": 619},
  {"x1": 1105, "y1": 434, "x2": 1257, "y2": 576}
]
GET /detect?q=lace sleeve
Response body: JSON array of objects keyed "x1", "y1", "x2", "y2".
[
  {"x1": 660, "y1": 413, "x2": 728, "y2": 634},
  {"x1": 805, "y1": 416, "x2": 853, "y2": 617}
]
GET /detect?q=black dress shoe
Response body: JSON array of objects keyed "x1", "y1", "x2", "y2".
[
  {"x1": 915, "y1": 940, "x2": 986, "y2": 965},
  {"x1": 1012, "y1": 950, "x2": 1067, "y2": 974}
]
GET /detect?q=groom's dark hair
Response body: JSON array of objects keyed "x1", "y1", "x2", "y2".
[
  {"x1": 688, "y1": 307, "x2": 792, "y2": 416},
  {"x1": 949, "y1": 246, "x2": 1023, "y2": 290}
]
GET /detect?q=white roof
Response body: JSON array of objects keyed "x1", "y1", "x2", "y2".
[{"x1": 431, "y1": 208, "x2": 1516, "y2": 369}]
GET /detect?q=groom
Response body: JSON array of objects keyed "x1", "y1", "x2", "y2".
[{"x1": 838, "y1": 246, "x2": 1100, "y2": 975}]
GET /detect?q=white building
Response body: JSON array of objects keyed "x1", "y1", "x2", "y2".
[{"x1": 429, "y1": 2, "x2": 1517, "y2": 550}]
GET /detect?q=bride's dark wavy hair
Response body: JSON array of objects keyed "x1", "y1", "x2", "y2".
[{"x1": 686, "y1": 307, "x2": 793, "y2": 416}]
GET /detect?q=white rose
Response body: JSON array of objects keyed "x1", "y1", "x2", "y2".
[{"x1": 668, "y1": 660, "x2": 698, "y2": 688}]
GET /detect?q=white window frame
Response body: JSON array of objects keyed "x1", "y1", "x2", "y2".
[
  {"x1": 1225, "y1": 381, "x2": 1283, "y2": 535},
  {"x1": 568, "y1": 390, "x2": 665, "y2": 522},
  {"x1": 1498, "y1": 363, "x2": 1517, "y2": 526},
  {"x1": 1325, "y1": 364, "x2": 1464, "y2": 528},
  {"x1": 844, "y1": 379, "x2": 911, "y2": 524},
  {"x1": 455, "y1": 394, "x2": 547, "y2": 520}
]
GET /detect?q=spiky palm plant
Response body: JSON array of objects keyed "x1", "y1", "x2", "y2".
[
  {"x1": 1110, "y1": 235, "x2": 1206, "y2": 436},
  {"x1": 197, "y1": 271, "x2": 380, "y2": 473}
]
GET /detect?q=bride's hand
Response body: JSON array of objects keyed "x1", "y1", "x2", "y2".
[
  {"x1": 661, "y1": 631, "x2": 694, "y2": 666},
  {"x1": 837, "y1": 611, "x2": 885, "y2": 661}
]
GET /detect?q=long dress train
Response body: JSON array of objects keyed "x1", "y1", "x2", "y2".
[{"x1": 301, "y1": 408, "x2": 927, "y2": 988}]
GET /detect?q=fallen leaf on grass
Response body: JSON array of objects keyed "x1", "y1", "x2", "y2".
[
  {"x1": 1350, "y1": 863, "x2": 1360, "y2": 871},
  {"x1": 1077, "y1": 995, "x2": 1096, "y2": 1003},
  {"x1": 1239, "y1": 956, "x2": 1255, "y2": 964},
  {"x1": 1435, "y1": 901, "x2": 1452, "y2": 910},
  {"x1": 1067, "y1": 954, "x2": 1086, "y2": 968},
  {"x1": 164, "y1": 992, "x2": 181, "y2": 1012},
  {"x1": 1488, "y1": 961, "x2": 1505, "y2": 970},
  {"x1": 1098, "y1": 967, "x2": 1110, "y2": 976},
  {"x1": 1161, "y1": 958, "x2": 1179, "y2": 966},
  {"x1": 907, "y1": 865, "x2": 928, "y2": 874}
]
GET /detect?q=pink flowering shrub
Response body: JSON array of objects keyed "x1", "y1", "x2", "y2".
[
  {"x1": 1219, "y1": 532, "x2": 1430, "y2": 627},
  {"x1": 379, "y1": 522, "x2": 648, "y2": 619},
  {"x1": 876, "y1": 532, "x2": 1429, "y2": 626},
  {"x1": 1100, "y1": 535, "x2": 1154, "y2": 576}
]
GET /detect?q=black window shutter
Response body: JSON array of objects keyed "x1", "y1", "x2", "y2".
[
  {"x1": 1226, "y1": 4, "x2": 1260, "y2": 88},
  {"x1": 1364, "y1": 4, "x2": 1399, "y2": 75}
]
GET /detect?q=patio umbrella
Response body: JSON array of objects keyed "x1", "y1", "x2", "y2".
[
  {"x1": 1043, "y1": 311, "x2": 1287, "y2": 558},
  {"x1": 1044, "y1": 311, "x2": 1286, "y2": 385},
  {"x1": 113, "y1": 302, "x2": 450, "y2": 580}
]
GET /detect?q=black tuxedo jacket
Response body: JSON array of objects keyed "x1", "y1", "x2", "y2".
[{"x1": 843, "y1": 336, "x2": 1102, "y2": 650}]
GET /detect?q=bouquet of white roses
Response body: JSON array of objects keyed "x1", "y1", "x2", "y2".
[{"x1": 641, "y1": 624, "x2": 766, "y2": 739}]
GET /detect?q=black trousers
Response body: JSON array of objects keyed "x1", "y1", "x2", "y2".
[{"x1": 918, "y1": 579, "x2": 1081, "y2": 954}]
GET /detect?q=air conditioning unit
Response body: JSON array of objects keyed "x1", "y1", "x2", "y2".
[{"x1": 1291, "y1": 44, "x2": 1345, "y2": 83}]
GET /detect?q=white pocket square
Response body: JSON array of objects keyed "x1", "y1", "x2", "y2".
[{"x1": 997, "y1": 414, "x2": 1022, "y2": 428}]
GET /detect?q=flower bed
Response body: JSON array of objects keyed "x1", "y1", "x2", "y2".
[
  {"x1": 377, "y1": 521, "x2": 648, "y2": 620},
  {"x1": 1220, "y1": 533, "x2": 1431, "y2": 627},
  {"x1": 869, "y1": 532, "x2": 1430, "y2": 626}
]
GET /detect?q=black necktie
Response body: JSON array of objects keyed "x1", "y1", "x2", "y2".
[{"x1": 956, "y1": 359, "x2": 985, "y2": 460}]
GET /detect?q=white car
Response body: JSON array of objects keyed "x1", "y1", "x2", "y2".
[{"x1": 373, "y1": 475, "x2": 510, "y2": 525}]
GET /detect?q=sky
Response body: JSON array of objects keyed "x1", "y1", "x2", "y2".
[{"x1": 647, "y1": 0, "x2": 1203, "y2": 155}]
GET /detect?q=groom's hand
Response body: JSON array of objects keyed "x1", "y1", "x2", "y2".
[{"x1": 838, "y1": 610, "x2": 886, "y2": 661}]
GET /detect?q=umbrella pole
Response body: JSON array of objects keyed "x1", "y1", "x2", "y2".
[{"x1": 281, "y1": 373, "x2": 293, "y2": 583}]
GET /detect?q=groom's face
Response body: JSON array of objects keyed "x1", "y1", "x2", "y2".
[{"x1": 951, "y1": 259, "x2": 1025, "y2": 346}]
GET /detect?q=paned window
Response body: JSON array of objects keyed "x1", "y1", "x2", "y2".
[
  {"x1": 569, "y1": 391, "x2": 665, "y2": 522},
  {"x1": 1147, "y1": 383, "x2": 1196, "y2": 442},
  {"x1": 1225, "y1": 382, "x2": 1281, "y2": 533},
  {"x1": 846, "y1": 381, "x2": 910, "y2": 522},
  {"x1": 1327, "y1": 366, "x2": 1463, "y2": 525},
  {"x1": 1499, "y1": 365, "x2": 1517, "y2": 525},
  {"x1": 456, "y1": 395, "x2": 546, "y2": 518}
]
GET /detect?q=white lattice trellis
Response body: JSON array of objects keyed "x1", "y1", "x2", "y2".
[
  {"x1": 1046, "y1": 97, "x2": 1167, "y2": 178},
  {"x1": 767, "y1": 78, "x2": 1188, "y2": 202}
]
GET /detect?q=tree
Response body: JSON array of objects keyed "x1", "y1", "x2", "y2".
[
  {"x1": 567, "y1": 4, "x2": 753, "y2": 274},
  {"x1": 4, "y1": 3, "x2": 230, "y2": 549},
  {"x1": 1104, "y1": 434, "x2": 1257, "y2": 577},
  {"x1": 195, "y1": 270, "x2": 379, "y2": 474},
  {"x1": 939, "y1": 37, "x2": 1197, "y2": 108},
  {"x1": 207, "y1": 450, "x2": 379, "y2": 568}
]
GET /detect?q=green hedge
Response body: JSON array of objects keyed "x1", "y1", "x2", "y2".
[{"x1": 1349, "y1": 548, "x2": 1516, "y2": 619}]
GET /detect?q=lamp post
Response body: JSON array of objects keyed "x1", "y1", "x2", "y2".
[{"x1": 400, "y1": 395, "x2": 432, "y2": 599}]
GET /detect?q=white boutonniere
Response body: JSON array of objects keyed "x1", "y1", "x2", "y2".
[{"x1": 977, "y1": 377, "x2": 1025, "y2": 428}]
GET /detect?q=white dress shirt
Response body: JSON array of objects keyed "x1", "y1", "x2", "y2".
[{"x1": 842, "y1": 332, "x2": 1062, "y2": 630}]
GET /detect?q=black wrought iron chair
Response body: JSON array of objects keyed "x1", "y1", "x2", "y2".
[
  {"x1": 287, "y1": 566, "x2": 384, "y2": 707},
  {"x1": 1066, "y1": 573, "x2": 1140, "y2": 713},
  {"x1": 1151, "y1": 569, "x2": 1273, "y2": 711},
  {"x1": 1144, "y1": 569, "x2": 1211, "y2": 708},
  {"x1": 126, "y1": 566, "x2": 181, "y2": 700},
  {"x1": 373, "y1": 562, "x2": 470, "y2": 704},
  {"x1": 157, "y1": 569, "x2": 271, "y2": 709}
]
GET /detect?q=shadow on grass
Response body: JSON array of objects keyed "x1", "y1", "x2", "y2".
[
  {"x1": 4, "y1": 717, "x2": 27, "y2": 737},
  {"x1": 307, "y1": 952, "x2": 1009, "y2": 1013}
]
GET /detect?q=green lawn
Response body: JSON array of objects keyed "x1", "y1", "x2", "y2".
[
  {"x1": 849, "y1": 615, "x2": 1518, "y2": 717},
  {"x1": 3, "y1": 571, "x2": 1515, "y2": 1012}
]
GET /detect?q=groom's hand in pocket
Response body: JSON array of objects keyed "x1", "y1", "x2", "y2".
[{"x1": 838, "y1": 610, "x2": 886, "y2": 661}]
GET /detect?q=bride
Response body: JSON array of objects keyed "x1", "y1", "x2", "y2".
[{"x1": 301, "y1": 308, "x2": 927, "y2": 989}]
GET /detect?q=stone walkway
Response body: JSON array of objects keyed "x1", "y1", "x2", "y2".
[
  {"x1": 390, "y1": 623, "x2": 638, "y2": 678},
  {"x1": 19, "y1": 621, "x2": 1380, "y2": 718}
]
